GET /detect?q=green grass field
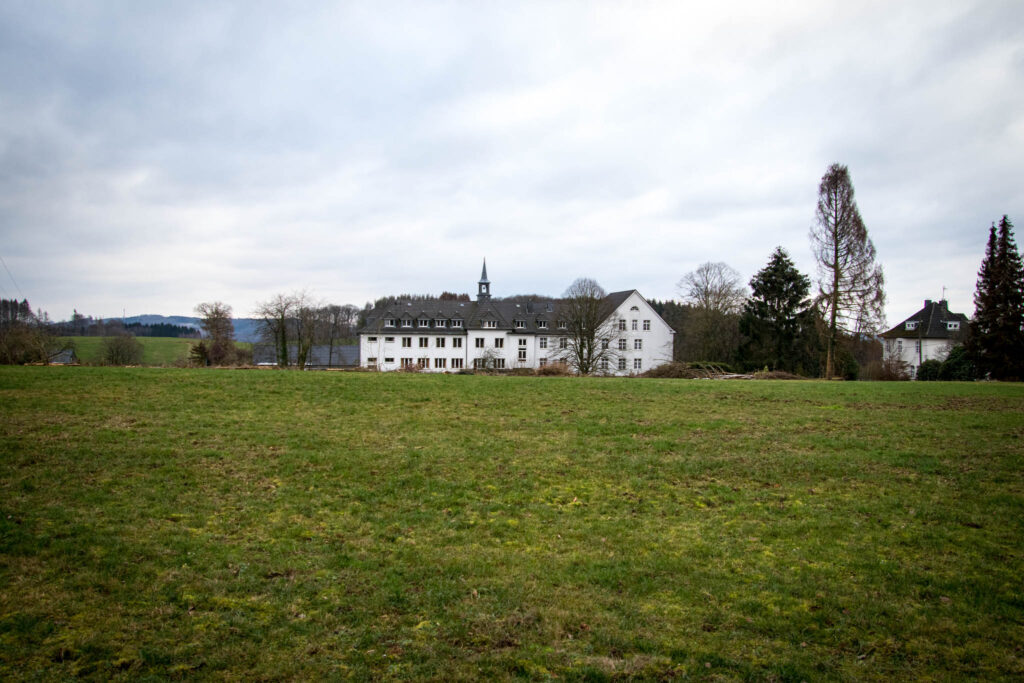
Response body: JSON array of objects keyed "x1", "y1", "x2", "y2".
[
  {"x1": 1, "y1": 368, "x2": 1022, "y2": 680},
  {"x1": 62, "y1": 337, "x2": 253, "y2": 366}
]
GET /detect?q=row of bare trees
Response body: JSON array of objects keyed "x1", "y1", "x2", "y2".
[{"x1": 253, "y1": 293, "x2": 359, "y2": 368}]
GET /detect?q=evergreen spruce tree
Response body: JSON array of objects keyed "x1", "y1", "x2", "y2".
[
  {"x1": 968, "y1": 216, "x2": 1024, "y2": 380},
  {"x1": 739, "y1": 247, "x2": 815, "y2": 373}
]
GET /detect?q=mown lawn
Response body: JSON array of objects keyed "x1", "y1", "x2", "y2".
[{"x1": 1, "y1": 368, "x2": 1022, "y2": 680}]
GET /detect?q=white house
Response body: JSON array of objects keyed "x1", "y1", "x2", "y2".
[
  {"x1": 358, "y1": 261, "x2": 675, "y2": 375},
  {"x1": 881, "y1": 299, "x2": 969, "y2": 379}
]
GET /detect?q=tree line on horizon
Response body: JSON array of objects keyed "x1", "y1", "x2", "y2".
[{"x1": 2, "y1": 166, "x2": 1020, "y2": 376}]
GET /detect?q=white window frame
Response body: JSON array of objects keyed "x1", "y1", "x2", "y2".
[
  {"x1": 634, "y1": 339, "x2": 643, "y2": 350},
  {"x1": 452, "y1": 337, "x2": 463, "y2": 348},
  {"x1": 436, "y1": 337, "x2": 446, "y2": 348},
  {"x1": 495, "y1": 338, "x2": 504, "y2": 348},
  {"x1": 643, "y1": 320, "x2": 650, "y2": 331},
  {"x1": 539, "y1": 337, "x2": 548, "y2": 349}
]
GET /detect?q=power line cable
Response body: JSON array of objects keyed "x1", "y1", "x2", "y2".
[{"x1": 0, "y1": 253, "x2": 25, "y2": 300}]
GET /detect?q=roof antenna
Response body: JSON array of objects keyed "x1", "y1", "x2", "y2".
[{"x1": 941, "y1": 285, "x2": 947, "y2": 302}]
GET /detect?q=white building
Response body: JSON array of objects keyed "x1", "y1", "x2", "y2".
[
  {"x1": 881, "y1": 299, "x2": 969, "y2": 379},
  {"x1": 358, "y1": 261, "x2": 675, "y2": 375}
]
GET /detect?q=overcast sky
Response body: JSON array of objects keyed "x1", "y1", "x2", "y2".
[{"x1": 1, "y1": 1, "x2": 1021, "y2": 325}]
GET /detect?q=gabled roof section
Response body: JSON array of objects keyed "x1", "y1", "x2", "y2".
[
  {"x1": 604, "y1": 289, "x2": 676, "y2": 335},
  {"x1": 881, "y1": 299, "x2": 969, "y2": 340}
]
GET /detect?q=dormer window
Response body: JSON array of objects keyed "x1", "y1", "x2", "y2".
[
  {"x1": 418, "y1": 318, "x2": 429, "y2": 327},
  {"x1": 401, "y1": 319, "x2": 412, "y2": 328},
  {"x1": 514, "y1": 320, "x2": 525, "y2": 329},
  {"x1": 537, "y1": 320, "x2": 548, "y2": 329},
  {"x1": 557, "y1": 320, "x2": 566, "y2": 330},
  {"x1": 452, "y1": 319, "x2": 463, "y2": 328},
  {"x1": 905, "y1": 321, "x2": 918, "y2": 331},
  {"x1": 434, "y1": 319, "x2": 446, "y2": 328},
  {"x1": 947, "y1": 321, "x2": 960, "y2": 331},
  {"x1": 484, "y1": 320, "x2": 498, "y2": 329},
  {"x1": 384, "y1": 318, "x2": 395, "y2": 327}
]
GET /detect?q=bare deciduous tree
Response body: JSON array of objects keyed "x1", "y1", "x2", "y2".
[
  {"x1": 553, "y1": 278, "x2": 619, "y2": 375},
  {"x1": 255, "y1": 293, "x2": 298, "y2": 367},
  {"x1": 809, "y1": 163, "x2": 886, "y2": 379},
  {"x1": 194, "y1": 301, "x2": 235, "y2": 365},
  {"x1": 676, "y1": 262, "x2": 745, "y2": 364}
]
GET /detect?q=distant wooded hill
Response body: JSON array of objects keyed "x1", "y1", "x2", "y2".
[{"x1": 123, "y1": 315, "x2": 264, "y2": 343}]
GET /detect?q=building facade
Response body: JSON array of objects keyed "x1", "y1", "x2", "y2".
[
  {"x1": 358, "y1": 262, "x2": 675, "y2": 375},
  {"x1": 881, "y1": 299, "x2": 968, "y2": 379}
]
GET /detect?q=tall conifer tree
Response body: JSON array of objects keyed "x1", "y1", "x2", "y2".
[
  {"x1": 968, "y1": 216, "x2": 1024, "y2": 380},
  {"x1": 739, "y1": 247, "x2": 817, "y2": 373}
]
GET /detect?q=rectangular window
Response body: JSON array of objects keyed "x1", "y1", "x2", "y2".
[
  {"x1": 539, "y1": 357, "x2": 547, "y2": 366},
  {"x1": 601, "y1": 339, "x2": 609, "y2": 350},
  {"x1": 897, "y1": 340, "x2": 903, "y2": 353},
  {"x1": 452, "y1": 337, "x2": 463, "y2": 348},
  {"x1": 402, "y1": 337, "x2": 412, "y2": 347},
  {"x1": 401, "y1": 358, "x2": 413, "y2": 367},
  {"x1": 451, "y1": 358, "x2": 463, "y2": 369},
  {"x1": 495, "y1": 338, "x2": 504, "y2": 348},
  {"x1": 618, "y1": 358, "x2": 626, "y2": 370},
  {"x1": 484, "y1": 320, "x2": 498, "y2": 329},
  {"x1": 643, "y1": 320, "x2": 650, "y2": 331},
  {"x1": 905, "y1": 321, "x2": 918, "y2": 330},
  {"x1": 473, "y1": 358, "x2": 484, "y2": 369},
  {"x1": 494, "y1": 359, "x2": 506, "y2": 369},
  {"x1": 435, "y1": 319, "x2": 446, "y2": 328},
  {"x1": 518, "y1": 338, "x2": 527, "y2": 347},
  {"x1": 367, "y1": 357, "x2": 377, "y2": 365},
  {"x1": 384, "y1": 336, "x2": 395, "y2": 343},
  {"x1": 600, "y1": 359, "x2": 609, "y2": 370},
  {"x1": 947, "y1": 321, "x2": 960, "y2": 330},
  {"x1": 368, "y1": 336, "x2": 378, "y2": 343},
  {"x1": 619, "y1": 320, "x2": 626, "y2": 331},
  {"x1": 452, "y1": 319, "x2": 463, "y2": 328},
  {"x1": 384, "y1": 357, "x2": 394, "y2": 363},
  {"x1": 436, "y1": 337, "x2": 446, "y2": 348},
  {"x1": 518, "y1": 349, "x2": 527, "y2": 361},
  {"x1": 559, "y1": 337, "x2": 568, "y2": 349},
  {"x1": 538, "y1": 321, "x2": 548, "y2": 329},
  {"x1": 558, "y1": 321, "x2": 566, "y2": 330},
  {"x1": 401, "y1": 319, "x2": 412, "y2": 328},
  {"x1": 634, "y1": 339, "x2": 643, "y2": 350},
  {"x1": 385, "y1": 319, "x2": 395, "y2": 327},
  {"x1": 434, "y1": 358, "x2": 447, "y2": 369},
  {"x1": 475, "y1": 338, "x2": 485, "y2": 348},
  {"x1": 419, "y1": 337, "x2": 429, "y2": 348},
  {"x1": 539, "y1": 337, "x2": 548, "y2": 349},
  {"x1": 418, "y1": 357, "x2": 429, "y2": 367},
  {"x1": 634, "y1": 358, "x2": 642, "y2": 370},
  {"x1": 631, "y1": 319, "x2": 638, "y2": 330},
  {"x1": 618, "y1": 339, "x2": 627, "y2": 350},
  {"x1": 514, "y1": 320, "x2": 525, "y2": 329},
  {"x1": 418, "y1": 318, "x2": 429, "y2": 327}
]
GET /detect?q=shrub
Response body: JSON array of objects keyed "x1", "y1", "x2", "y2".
[
  {"x1": 939, "y1": 346, "x2": 976, "y2": 381},
  {"x1": 877, "y1": 356, "x2": 910, "y2": 381},
  {"x1": 917, "y1": 359, "x2": 942, "y2": 381},
  {"x1": 102, "y1": 333, "x2": 143, "y2": 366},
  {"x1": 536, "y1": 363, "x2": 571, "y2": 376}
]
